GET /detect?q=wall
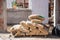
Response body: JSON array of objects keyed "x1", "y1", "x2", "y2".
[
  {"x1": 55, "y1": 0, "x2": 59, "y2": 25},
  {"x1": 0, "y1": 0, "x2": 7, "y2": 32},
  {"x1": 29, "y1": 0, "x2": 49, "y2": 23},
  {"x1": 7, "y1": 9, "x2": 31, "y2": 24},
  {"x1": 55, "y1": 0, "x2": 60, "y2": 24},
  {"x1": 7, "y1": 0, "x2": 49, "y2": 23}
]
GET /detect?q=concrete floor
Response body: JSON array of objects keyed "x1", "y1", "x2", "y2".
[
  {"x1": 0, "y1": 38, "x2": 59, "y2": 40},
  {"x1": 0, "y1": 33, "x2": 60, "y2": 40},
  {"x1": 0, "y1": 37, "x2": 60, "y2": 40}
]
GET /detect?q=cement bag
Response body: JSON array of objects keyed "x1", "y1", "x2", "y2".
[
  {"x1": 28, "y1": 14, "x2": 45, "y2": 21},
  {"x1": 31, "y1": 19, "x2": 43, "y2": 23},
  {"x1": 9, "y1": 24, "x2": 29, "y2": 35},
  {"x1": 26, "y1": 21, "x2": 36, "y2": 30},
  {"x1": 20, "y1": 21, "x2": 29, "y2": 30}
]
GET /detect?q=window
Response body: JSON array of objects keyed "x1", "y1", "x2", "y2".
[
  {"x1": 16, "y1": 0, "x2": 29, "y2": 8},
  {"x1": 6, "y1": 0, "x2": 29, "y2": 9}
]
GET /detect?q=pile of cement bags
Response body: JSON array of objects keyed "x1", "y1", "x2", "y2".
[{"x1": 8, "y1": 14, "x2": 53, "y2": 37}]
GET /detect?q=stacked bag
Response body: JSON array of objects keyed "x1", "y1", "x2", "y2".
[{"x1": 8, "y1": 14, "x2": 53, "y2": 37}]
